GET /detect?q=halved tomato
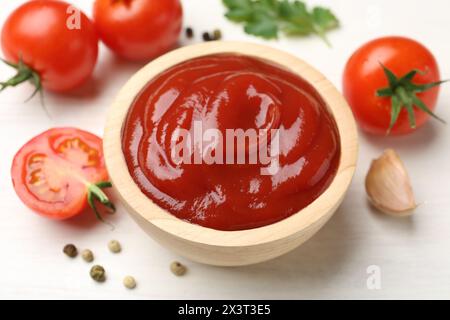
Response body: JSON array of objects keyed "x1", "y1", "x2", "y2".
[{"x1": 11, "y1": 128, "x2": 114, "y2": 220}]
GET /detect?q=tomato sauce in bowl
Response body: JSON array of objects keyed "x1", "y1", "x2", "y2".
[{"x1": 122, "y1": 54, "x2": 341, "y2": 231}]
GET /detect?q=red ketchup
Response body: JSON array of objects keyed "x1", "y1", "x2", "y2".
[{"x1": 122, "y1": 54, "x2": 340, "y2": 231}]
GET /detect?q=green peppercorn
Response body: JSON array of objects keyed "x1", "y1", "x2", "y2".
[
  {"x1": 212, "y1": 29, "x2": 222, "y2": 40},
  {"x1": 63, "y1": 244, "x2": 78, "y2": 258},
  {"x1": 90, "y1": 265, "x2": 106, "y2": 282}
]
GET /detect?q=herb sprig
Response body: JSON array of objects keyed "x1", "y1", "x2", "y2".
[{"x1": 223, "y1": 0, "x2": 339, "y2": 45}]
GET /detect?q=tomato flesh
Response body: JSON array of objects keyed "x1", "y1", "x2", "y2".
[
  {"x1": 12, "y1": 128, "x2": 108, "y2": 220},
  {"x1": 343, "y1": 36, "x2": 441, "y2": 135}
]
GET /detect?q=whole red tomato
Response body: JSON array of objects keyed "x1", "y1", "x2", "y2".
[
  {"x1": 343, "y1": 36, "x2": 445, "y2": 135},
  {"x1": 93, "y1": 0, "x2": 183, "y2": 62},
  {"x1": 1, "y1": 0, "x2": 98, "y2": 94},
  {"x1": 12, "y1": 128, "x2": 114, "y2": 221}
]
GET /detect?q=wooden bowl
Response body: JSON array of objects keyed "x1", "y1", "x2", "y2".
[{"x1": 103, "y1": 41, "x2": 358, "y2": 266}]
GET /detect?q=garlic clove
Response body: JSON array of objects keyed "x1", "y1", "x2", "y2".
[{"x1": 365, "y1": 149, "x2": 417, "y2": 217}]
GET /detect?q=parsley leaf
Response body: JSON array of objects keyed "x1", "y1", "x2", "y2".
[
  {"x1": 311, "y1": 7, "x2": 339, "y2": 44},
  {"x1": 245, "y1": 17, "x2": 279, "y2": 39},
  {"x1": 223, "y1": 0, "x2": 340, "y2": 44}
]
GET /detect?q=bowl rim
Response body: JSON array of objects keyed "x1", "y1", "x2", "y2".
[{"x1": 103, "y1": 41, "x2": 358, "y2": 247}]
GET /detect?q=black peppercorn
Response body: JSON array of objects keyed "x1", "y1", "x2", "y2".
[
  {"x1": 202, "y1": 32, "x2": 212, "y2": 42},
  {"x1": 185, "y1": 27, "x2": 194, "y2": 39}
]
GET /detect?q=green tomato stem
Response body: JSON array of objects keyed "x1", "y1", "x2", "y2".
[
  {"x1": 0, "y1": 57, "x2": 44, "y2": 103},
  {"x1": 87, "y1": 181, "x2": 116, "y2": 228},
  {"x1": 376, "y1": 64, "x2": 446, "y2": 134}
]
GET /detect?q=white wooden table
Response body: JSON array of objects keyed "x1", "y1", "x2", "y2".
[{"x1": 1, "y1": 0, "x2": 449, "y2": 300}]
